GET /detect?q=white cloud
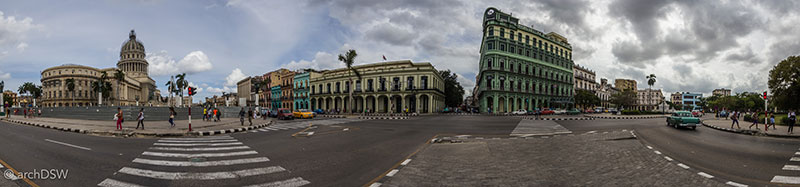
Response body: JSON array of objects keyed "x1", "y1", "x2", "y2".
[
  {"x1": 16, "y1": 42, "x2": 28, "y2": 51},
  {"x1": 205, "y1": 86, "x2": 235, "y2": 94},
  {"x1": 0, "y1": 70, "x2": 10, "y2": 80},
  {"x1": 281, "y1": 51, "x2": 343, "y2": 71},
  {"x1": 224, "y1": 68, "x2": 247, "y2": 87},
  {"x1": 0, "y1": 11, "x2": 42, "y2": 58},
  {"x1": 457, "y1": 73, "x2": 475, "y2": 97},
  {"x1": 147, "y1": 50, "x2": 213, "y2": 76}
]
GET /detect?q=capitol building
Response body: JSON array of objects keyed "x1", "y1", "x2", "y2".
[{"x1": 40, "y1": 30, "x2": 161, "y2": 107}]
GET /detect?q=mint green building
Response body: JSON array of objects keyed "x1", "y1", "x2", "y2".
[{"x1": 475, "y1": 7, "x2": 575, "y2": 113}]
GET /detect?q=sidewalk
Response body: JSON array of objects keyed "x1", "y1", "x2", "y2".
[
  {"x1": 703, "y1": 119, "x2": 800, "y2": 138},
  {"x1": 584, "y1": 113, "x2": 668, "y2": 119},
  {"x1": 0, "y1": 116, "x2": 272, "y2": 137}
]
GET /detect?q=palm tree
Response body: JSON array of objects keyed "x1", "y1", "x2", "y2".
[
  {"x1": 165, "y1": 76, "x2": 175, "y2": 106},
  {"x1": 175, "y1": 73, "x2": 188, "y2": 106},
  {"x1": 646, "y1": 74, "x2": 657, "y2": 110},
  {"x1": 114, "y1": 69, "x2": 125, "y2": 106},
  {"x1": 338, "y1": 49, "x2": 360, "y2": 114},
  {"x1": 66, "y1": 78, "x2": 75, "y2": 105}
]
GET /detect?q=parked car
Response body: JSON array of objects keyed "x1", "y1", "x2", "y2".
[
  {"x1": 567, "y1": 108, "x2": 581, "y2": 115},
  {"x1": 667, "y1": 111, "x2": 700, "y2": 130},
  {"x1": 313, "y1": 108, "x2": 325, "y2": 115},
  {"x1": 691, "y1": 110, "x2": 704, "y2": 117},
  {"x1": 609, "y1": 108, "x2": 618, "y2": 114},
  {"x1": 293, "y1": 109, "x2": 315, "y2": 119},
  {"x1": 594, "y1": 107, "x2": 606, "y2": 113},
  {"x1": 541, "y1": 108, "x2": 555, "y2": 115},
  {"x1": 277, "y1": 108, "x2": 294, "y2": 120},
  {"x1": 583, "y1": 109, "x2": 594, "y2": 113},
  {"x1": 268, "y1": 109, "x2": 279, "y2": 118},
  {"x1": 527, "y1": 108, "x2": 541, "y2": 115},
  {"x1": 512, "y1": 109, "x2": 527, "y2": 115},
  {"x1": 554, "y1": 109, "x2": 567, "y2": 115}
]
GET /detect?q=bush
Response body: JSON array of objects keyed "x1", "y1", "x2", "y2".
[
  {"x1": 622, "y1": 110, "x2": 641, "y2": 115},
  {"x1": 743, "y1": 115, "x2": 753, "y2": 122}
]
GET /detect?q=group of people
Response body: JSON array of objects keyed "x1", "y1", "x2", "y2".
[
  {"x1": 10, "y1": 107, "x2": 41, "y2": 118},
  {"x1": 202, "y1": 107, "x2": 221, "y2": 122},
  {"x1": 727, "y1": 110, "x2": 797, "y2": 134},
  {"x1": 115, "y1": 107, "x2": 148, "y2": 130},
  {"x1": 239, "y1": 107, "x2": 258, "y2": 126}
]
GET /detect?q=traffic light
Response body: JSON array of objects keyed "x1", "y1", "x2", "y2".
[
  {"x1": 188, "y1": 87, "x2": 198, "y2": 96},
  {"x1": 763, "y1": 91, "x2": 767, "y2": 99}
]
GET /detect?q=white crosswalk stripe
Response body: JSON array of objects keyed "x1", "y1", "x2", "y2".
[
  {"x1": 771, "y1": 147, "x2": 800, "y2": 185},
  {"x1": 249, "y1": 118, "x2": 365, "y2": 134},
  {"x1": 98, "y1": 136, "x2": 309, "y2": 186}
]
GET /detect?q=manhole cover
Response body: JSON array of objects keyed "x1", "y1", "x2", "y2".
[{"x1": 189, "y1": 157, "x2": 207, "y2": 162}]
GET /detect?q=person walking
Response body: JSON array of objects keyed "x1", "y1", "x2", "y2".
[
  {"x1": 789, "y1": 111, "x2": 797, "y2": 134},
  {"x1": 168, "y1": 107, "x2": 176, "y2": 128},
  {"x1": 248, "y1": 107, "x2": 254, "y2": 126},
  {"x1": 239, "y1": 107, "x2": 246, "y2": 126},
  {"x1": 730, "y1": 110, "x2": 740, "y2": 129},
  {"x1": 766, "y1": 113, "x2": 776, "y2": 131},
  {"x1": 203, "y1": 107, "x2": 208, "y2": 121},
  {"x1": 23, "y1": 107, "x2": 27, "y2": 118},
  {"x1": 136, "y1": 108, "x2": 145, "y2": 130},
  {"x1": 115, "y1": 107, "x2": 123, "y2": 130},
  {"x1": 37, "y1": 108, "x2": 41, "y2": 117},
  {"x1": 215, "y1": 107, "x2": 221, "y2": 122},
  {"x1": 749, "y1": 110, "x2": 760, "y2": 130}
]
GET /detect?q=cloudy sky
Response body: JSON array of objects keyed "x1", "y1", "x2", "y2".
[{"x1": 0, "y1": 0, "x2": 798, "y2": 101}]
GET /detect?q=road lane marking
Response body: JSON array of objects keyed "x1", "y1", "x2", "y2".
[
  {"x1": 792, "y1": 157, "x2": 800, "y2": 162},
  {"x1": 725, "y1": 181, "x2": 748, "y2": 187},
  {"x1": 401, "y1": 159, "x2": 412, "y2": 166},
  {"x1": 646, "y1": 146, "x2": 653, "y2": 149},
  {"x1": 259, "y1": 129, "x2": 269, "y2": 132},
  {"x1": 783, "y1": 165, "x2": 800, "y2": 171},
  {"x1": 584, "y1": 131, "x2": 597, "y2": 134},
  {"x1": 149, "y1": 146, "x2": 250, "y2": 151},
  {"x1": 152, "y1": 142, "x2": 243, "y2": 147},
  {"x1": 772, "y1": 175, "x2": 800, "y2": 184},
  {"x1": 0, "y1": 158, "x2": 39, "y2": 186},
  {"x1": 157, "y1": 139, "x2": 238, "y2": 143},
  {"x1": 117, "y1": 166, "x2": 285, "y2": 180},
  {"x1": 697, "y1": 172, "x2": 714, "y2": 178},
  {"x1": 386, "y1": 169, "x2": 399, "y2": 177},
  {"x1": 368, "y1": 182, "x2": 382, "y2": 187},
  {"x1": 677, "y1": 163, "x2": 690, "y2": 169},
  {"x1": 132, "y1": 157, "x2": 269, "y2": 167},
  {"x1": 141, "y1": 151, "x2": 258, "y2": 158},
  {"x1": 243, "y1": 177, "x2": 311, "y2": 187},
  {"x1": 664, "y1": 156, "x2": 673, "y2": 161},
  {"x1": 97, "y1": 178, "x2": 147, "y2": 187},
  {"x1": 45, "y1": 139, "x2": 91, "y2": 151},
  {"x1": 795, "y1": 152, "x2": 800, "y2": 155},
  {"x1": 654, "y1": 151, "x2": 662, "y2": 155}
]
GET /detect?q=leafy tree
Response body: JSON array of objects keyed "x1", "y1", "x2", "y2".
[
  {"x1": 769, "y1": 55, "x2": 800, "y2": 110},
  {"x1": 114, "y1": 69, "x2": 125, "y2": 106},
  {"x1": 574, "y1": 89, "x2": 600, "y2": 110},
  {"x1": 610, "y1": 89, "x2": 636, "y2": 110},
  {"x1": 439, "y1": 69, "x2": 465, "y2": 107},
  {"x1": 646, "y1": 74, "x2": 656, "y2": 109},
  {"x1": 338, "y1": 49, "x2": 359, "y2": 113}
]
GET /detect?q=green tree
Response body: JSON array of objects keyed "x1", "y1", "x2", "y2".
[
  {"x1": 610, "y1": 89, "x2": 636, "y2": 110},
  {"x1": 574, "y1": 89, "x2": 600, "y2": 110},
  {"x1": 66, "y1": 78, "x2": 75, "y2": 105},
  {"x1": 114, "y1": 69, "x2": 125, "y2": 106},
  {"x1": 338, "y1": 49, "x2": 359, "y2": 113},
  {"x1": 646, "y1": 74, "x2": 656, "y2": 109},
  {"x1": 175, "y1": 73, "x2": 188, "y2": 106},
  {"x1": 439, "y1": 69, "x2": 465, "y2": 107},
  {"x1": 769, "y1": 55, "x2": 800, "y2": 110}
]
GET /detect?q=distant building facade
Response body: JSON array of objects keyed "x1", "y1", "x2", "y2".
[
  {"x1": 595, "y1": 78, "x2": 619, "y2": 109},
  {"x1": 712, "y1": 88, "x2": 731, "y2": 97},
  {"x1": 40, "y1": 30, "x2": 159, "y2": 107},
  {"x1": 573, "y1": 64, "x2": 596, "y2": 92},
  {"x1": 281, "y1": 71, "x2": 297, "y2": 110},
  {"x1": 309, "y1": 60, "x2": 445, "y2": 114},
  {"x1": 671, "y1": 92, "x2": 703, "y2": 110},
  {"x1": 635, "y1": 88, "x2": 663, "y2": 111},
  {"x1": 293, "y1": 71, "x2": 321, "y2": 111},
  {"x1": 614, "y1": 79, "x2": 637, "y2": 91},
  {"x1": 475, "y1": 7, "x2": 575, "y2": 113}
]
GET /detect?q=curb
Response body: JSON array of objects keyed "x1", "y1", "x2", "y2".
[
  {"x1": 358, "y1": 116, "x2": 409, "y2": 120},
  {"x1": 0, "y1": 118, "x2": 273, "y2": 137},
  {"x1": 586, "y1": 115, "x2": 667, "y2": 120},
  {"x1": 525, "y1": 117, "x2": 594, "y2": 121},
  {"x1": 361, "y1": 113, "x2": 419, "y2": 117},
  {"x1": 318, "y1": 115, "x2": 346, "y2": 118},
  {"x1": 701, "y1": 121, "x2": 799, "y2": 138}
]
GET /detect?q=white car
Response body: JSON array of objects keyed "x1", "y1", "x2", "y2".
[
  {"x1": 512, "y1": 109, "x2": 527, "y2": 115},
  {"x1": 554, "y1": 109, "x2": 566, "y2": 115}
]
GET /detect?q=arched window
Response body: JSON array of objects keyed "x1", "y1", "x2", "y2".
[
  {"x1": 487, "y1": 58, "x2": 493, "y2": 68},
  {"x1": 489, "y1": 27, "x2": 494, "y2": 36}
]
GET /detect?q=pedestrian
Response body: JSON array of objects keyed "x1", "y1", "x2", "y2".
[
  {"x1": 749, "y1": 110, "x2": 760, "y2": 130},
  {"x1": 730, "y1": 110, "x2": 740, "y2": 129},
  {"x1": 169, "y1": 107, "x2": 176, "y2": 128},
  {"x1": 37, "y1": 108, "x2": 41, "y2": 117},
  {"x1": 789, "y1": 111, "x2": 796, "y2": 134},
  {"x1": 136, "y1": 108, "x2": 145, "y2": 130},
  {"x1": 115, "y1": 107, "x2": 123, "y2": 130},
  {"x1": 239, "y1": 107, "x2": 246, "y2": 126},
  {"x1": 248, "y1": 107, "x2": 253, "y2": 126},
  {"x1": 203, "y1": 107, "x2": 208, "y2": 121},
  {"x1": 766, "y1": 113, "x2": 776, "y2": 131},
  {"x1": 215, "y1": 107, "x2": 220, "y2": 122},
  {"x1": 23, "y1": 107, "x2": 27, "y2": 118}
]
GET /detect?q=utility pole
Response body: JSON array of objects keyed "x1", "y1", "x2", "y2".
[{"x1": 764, "y1": 91, "x2": 768, "y2": 125}]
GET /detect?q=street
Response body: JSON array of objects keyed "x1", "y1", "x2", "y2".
[{"x1": 1, "y1": 115, "x2": 799, "y2": 186}]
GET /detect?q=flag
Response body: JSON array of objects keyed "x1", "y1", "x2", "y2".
[{"x1": 382, "y1": 55, "x2": 387, "y2": 61}]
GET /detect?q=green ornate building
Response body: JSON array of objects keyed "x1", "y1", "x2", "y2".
[{"x1": 475, "y1": 7, "x2": 575, "y2": 113}]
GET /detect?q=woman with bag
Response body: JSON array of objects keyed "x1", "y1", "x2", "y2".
[
  {"x1": 169, "y1": 107, "x2": 176, "y2": 128},
  {"x1": 136, "y1": 108, "x2": 145, "y2": 130},
  {"x1": 115, "y1": 107, "x2": 123, "y2": 130}
]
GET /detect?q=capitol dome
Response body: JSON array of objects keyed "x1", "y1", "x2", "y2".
[{"x1": 117, "y1": 29, "x2": 149, "y2": 77}]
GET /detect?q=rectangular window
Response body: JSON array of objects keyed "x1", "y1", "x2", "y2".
[
  {"x1": 380, "y1": 78, "x2": 386, "y2": 91},
  {"x1": 368, "y1": 79, "x2": 374, "y2": 91},
  {"x1": 525, "y1": 35, "x2": 529, "y2": 44},
  {"x1": 406, "y1": 77, "x2": 414, "y2": 90},
  {"x1": 421, "y1": 76, "x2": 428, "y2": 89},
  {"x1": 356, "y1": 80, "x2": 362, "y2": 91},
  {"x1": 393, "y1": 77, "x2": 400, "y2": 91},
  {"x1": 500, "y1": 28, "x2": 505, "y2": 37}
]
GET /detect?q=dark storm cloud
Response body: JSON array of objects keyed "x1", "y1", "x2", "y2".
[
  {"x1": 724, "y1": 47, "x2": 760, "y2": 65},
  {"x1": 608, "y1": 0, "x2": 763, "y2": 66},
  {"x1": 767, "y1": 40, "x2": 800, "y2": 66}
]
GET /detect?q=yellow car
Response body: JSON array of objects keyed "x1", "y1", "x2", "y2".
[{"x1": 293, "y1": 109, "x2": 315, "y2": 119}]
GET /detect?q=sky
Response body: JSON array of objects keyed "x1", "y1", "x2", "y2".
[{"x1": 1, "y1": 0, "x2": 799, "y2": 102}]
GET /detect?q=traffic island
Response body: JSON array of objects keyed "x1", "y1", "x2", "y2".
[
  {"x1": 702, "y1": 119, "x2": 800, "y2": 138},
  {"x1": 0, "y1": 117, "x2": 273, "y2": 138}
]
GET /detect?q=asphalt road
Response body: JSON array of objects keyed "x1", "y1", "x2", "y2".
[{"x1": 1, "y1": 115, "x2": 798, "y2": 186}]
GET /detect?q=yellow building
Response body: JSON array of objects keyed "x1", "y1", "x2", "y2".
[
  {"x1": 40, "y1": 30, "x2": 160, "y2": 107},
  {"x1": 310, "y1": 60, "x2": 445, "y2": 113},
  {"x1": 614, "y1": 79, "x2": 637, "y2": 91}
]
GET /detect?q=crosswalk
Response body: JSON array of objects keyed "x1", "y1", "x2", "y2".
[
  {"x1": 247, "y1": 118, "x2": 363, "y2": 134},
  {"x1": 97, "y1": 135, "x2": 309, "y2": 187},
  {"x1": 771, "y1": 150, "x2": 800, "y2": 184}
]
